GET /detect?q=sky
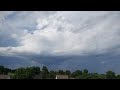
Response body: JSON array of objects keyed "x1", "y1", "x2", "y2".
[{"x1": 0, "y1": 11, "x2": 120, "y2": 73}]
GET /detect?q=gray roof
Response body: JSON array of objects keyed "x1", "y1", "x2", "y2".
[
  {"x1": 0, "y1": 75, "x2": 10, "y2": 79},
  {"x1": 56, "y1": 75, "x2": 69, "y2": 79}
]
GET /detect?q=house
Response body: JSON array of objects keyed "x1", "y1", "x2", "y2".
[
  {"x1": 0, "y1": 75, "x2": 11, "y2": 79},
  {"x1": 56, "y1": 75, "x2": 69, "y2": 79}
]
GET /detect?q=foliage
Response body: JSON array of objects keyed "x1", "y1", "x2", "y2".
[
  {"x1": 13, "y1": 66, "x2": 41, "y2": 79},
  {"x1": 41, "y1": 66, "x2": 49, "y2": 79},
  {"x1": 106, "y1": 71, "x2": 116, "y2": 79},
  {"x1": 0, "y1": 65, "x2": 120, "y2": 79}
]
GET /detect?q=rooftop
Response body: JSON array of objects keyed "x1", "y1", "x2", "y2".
[
  {"x1": 56, "y1": 75, "x2": 69, "y2": 79},
  {"x1": 0, "y1": 75, "x2": 10, "y2": 79}
]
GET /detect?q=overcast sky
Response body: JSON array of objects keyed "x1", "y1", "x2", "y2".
[
  {"x1": 0, "y1": 11, "x2": 120, "y2": 72},
  {"x1": 0, "y1": 11, "x2": 120, "y2": 56}
]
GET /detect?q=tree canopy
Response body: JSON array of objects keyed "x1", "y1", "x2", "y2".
[{"x1": 0, "y1": 65, "x2": 120, "y2": 79}]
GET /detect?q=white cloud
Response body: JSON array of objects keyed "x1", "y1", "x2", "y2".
[{"x1": 0, "y1": 11, "x2": 120, "y2": 56}]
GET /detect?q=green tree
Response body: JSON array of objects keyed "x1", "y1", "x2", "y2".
[
  {"x1": 42, "y1": 66, "x2": 49, "y2": 79},
  {"x1": 48, "y1": 70, "x2": 56, "y2": 79},
  {"x1": 0, "y1": 66, "x2": 9, "y2": 74},
  {"x1": 76, "y1": 69, "x2": 89, "y2": 79},
  {"x1": 57, "y1": 70, "x2": 65, "y2": 75},
  {"x1": 89, "y1": 73, "x2": 100, "y2": 79},
  {"x1": 99, "y1": 74, "x2": 106, "y2": 79},
  {"x1": 0, "y1": 66, "x2": 5, "y2": 74},
  {"x1": 77, "y1": 73, "x2": 90, "y2": 79},
  {"x1": 14, "y1": 67, "x2": 35, "y2": 79},
  {"x1": 32, "y1": 66, "x2": 41, "y2": 74},
  {"x1": 106, "y1": 71, "x2": 116, "y2": 79},
  {"x1": 71, "y1": 70, "x2": 82, "y2": 78},
  {"x1": 116, "y1": 75, "x2": 120, "y2": 79},
  {"x1": 65, "y1": 70, "x2": 71, "y2": 77},
  {"x1": 14, "y1": 68, "x2": 26, "y2": 79},
  {"x1": 25, "y1": 67, "x2": 34, "y2": 79},
  {"x1": 83, "y1": 69, "x2": 88, "y2": 74}
]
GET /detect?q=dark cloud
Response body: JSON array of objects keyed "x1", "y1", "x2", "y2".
[{"x1": 0, "y1": 11, "x2": 120, "y2": 73}]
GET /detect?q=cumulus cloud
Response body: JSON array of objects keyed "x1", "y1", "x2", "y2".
[
  {"x1": 0, "y1": 11, "x2": 120, "y2": 56},
  {"x1": 0, "y1": 11, "x2": 56, "y2": 47}
]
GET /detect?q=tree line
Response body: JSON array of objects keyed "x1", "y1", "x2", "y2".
[{"x1": 0, "y1": 65, "x2": 120, "y2": 79}]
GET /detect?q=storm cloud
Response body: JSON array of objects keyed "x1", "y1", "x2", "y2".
[{"x1": 0, "y1": 11, "x2": 120, "y2": 73}]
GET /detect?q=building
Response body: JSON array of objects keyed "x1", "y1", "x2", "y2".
[
  {"x1": 0, "y1": 75, "x2": 11, "y2": 79},
  {"x1": 56, "y1": 75, "x2": 69, "y2": 79}
]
